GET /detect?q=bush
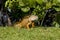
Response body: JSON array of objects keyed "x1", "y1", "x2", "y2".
[{"x1": 5, "y1": 0, "x2": 60, "y2": 26}]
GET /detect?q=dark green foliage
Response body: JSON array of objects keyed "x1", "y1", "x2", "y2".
[{"x1": 4, "y1": 0, "x2": 60, "y2": 26}]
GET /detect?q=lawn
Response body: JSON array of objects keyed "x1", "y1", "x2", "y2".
[{"x1": 0, "y1": 27, "x2": 60, "y2": 40}]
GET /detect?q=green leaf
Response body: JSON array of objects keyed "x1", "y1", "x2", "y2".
[
  {"x1": 36, "y1": 0, "x2": 44, "y2": 4},
  {"x1": 5, "y1": 1, "x2": 9, "y2": 7},
  {"x1": 21, "y1": 7, "x2": 30, "y2": 12},
  {"x1": 53, "y1": 0, "x2": 60, "y2": 4},
  {"x1": 54, "y1": 8, "x2": 60, "y2": 11},
  {"x1": 46, "y1": 2, "x2": 52, "y2": 9},
  {"x1": 19, "y1": 2, "x2": 25, "y2": 7},
  {"x1": 28, "y1": 0, "x2": 36, "y2": 7}
]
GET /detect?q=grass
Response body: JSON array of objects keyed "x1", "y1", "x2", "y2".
[{"x1": 0, "y1": 27, "x2": 60, "y2": 40}]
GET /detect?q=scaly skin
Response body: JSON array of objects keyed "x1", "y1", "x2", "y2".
[{"x1": 14, "y1": 15, "x2": 38, "y2": 29}]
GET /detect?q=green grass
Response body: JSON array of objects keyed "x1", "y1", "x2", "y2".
[{"x1": 0, "y1": 27, "x2": 60, "y2": 40}]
